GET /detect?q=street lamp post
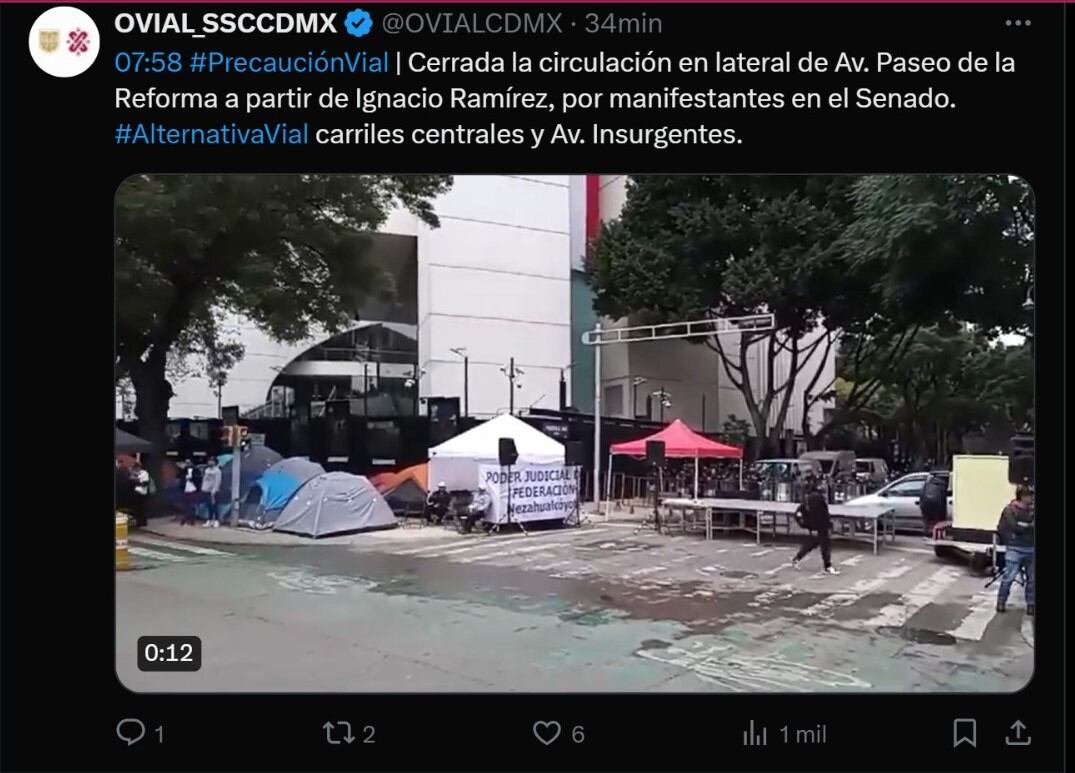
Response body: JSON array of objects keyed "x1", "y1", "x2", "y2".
[
  {"x1": 500, "y1": 358, "x2": 524, "y2": 415},
  {"x1": 450, "y1": 347, "x2": 468, "y2": 417},
  {"x1": 653, "y1": 387, "x2": 672, "y2": 423}
]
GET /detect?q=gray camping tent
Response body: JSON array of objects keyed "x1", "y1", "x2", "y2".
[{"x1": 272, "y1": 472, "x2": 398, "y2": 538}]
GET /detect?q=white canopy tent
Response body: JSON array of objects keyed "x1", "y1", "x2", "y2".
[{"x1": 428, "y1": 414, "x2": 566, "y2": 491}]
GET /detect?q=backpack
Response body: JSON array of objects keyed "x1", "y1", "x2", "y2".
[
  {"x1": 796, "y1": 493, "x2": 826, "y2": 529},
  {"x1": 922, "y1": 474, "x2": 947, "y2": 503}
]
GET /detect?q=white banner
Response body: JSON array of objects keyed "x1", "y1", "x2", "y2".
[{"x1": 477, "y1": 463, "x2": 581, "y2": 524}]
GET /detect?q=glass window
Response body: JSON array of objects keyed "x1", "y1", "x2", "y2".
[{"x1": 887, "y1": 477, "x2": 925, "y2": 497}]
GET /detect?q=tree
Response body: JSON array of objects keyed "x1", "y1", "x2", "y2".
[
  {"x1": 813, "y1": 174, "x2": 1034, "y2": 438},
  {"x1": 586, "y1": 175, "x2": 1035, "y2": 453},
  {"x1": 588, "y1": 176, "x2": 860, "y2": 453},
  {"x1": 116, "y1": 174, "x2": 452, "y2": 472},
  {"x1": 835, "y1": 325, "x2": 1033, "y2": 462}
]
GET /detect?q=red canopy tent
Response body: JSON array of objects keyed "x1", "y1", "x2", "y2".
[{"x1": 609, "y1": 419, "x2": 744, "y2": 499}]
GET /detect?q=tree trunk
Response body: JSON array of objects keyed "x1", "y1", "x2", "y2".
[{"x1": 128, "y1": 357, "x2": 174, "y2": 494}]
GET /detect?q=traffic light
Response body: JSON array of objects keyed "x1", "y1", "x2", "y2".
[{"x1": 220, "y1": 425, "x2": 249, "y2": 447}]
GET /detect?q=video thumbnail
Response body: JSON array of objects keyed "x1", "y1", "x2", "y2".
[{"x1": 115, "y1": 173, "x2": 1034, "y2": 692}]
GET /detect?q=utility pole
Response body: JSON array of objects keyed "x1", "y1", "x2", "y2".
[
  {"x1": 509, "y1": 357, "x2": 516, "y2": 415},
  {"x1": 501, "y1": 358, "x2": 523, "y2": 415}
]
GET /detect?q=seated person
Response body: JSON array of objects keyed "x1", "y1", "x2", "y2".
[
  {"x1": 426, "y1": 482, "x2": 451, "y2": 524},
  {"x1": 462, "y1": 486, "x2": 492, "y2": 533}
]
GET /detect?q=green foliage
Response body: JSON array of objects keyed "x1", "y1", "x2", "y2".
[
  {"x1": 840, "y1": 174, "x2": 1034, "y2": 335},
  {"x1": 586, "y1": 175, "x2": 1034, "y2": 447},
  {"x1": 116, "y1": 174, "x2": 451, "y2": 382},
  {"x1": 840, "y1": 324, "x2": 1032, "y2": 454},
  {"x1": 116, "y1": 174, "x2": 452, "y2": 465},
  {"x1": 589, "y1": 176, "x2": 857, "y2": 335},
  {"x1": 720, "y1": 415, "x2": 752, "y2": 445}
]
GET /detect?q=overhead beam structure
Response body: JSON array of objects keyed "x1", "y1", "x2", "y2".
[{"x1": 581, "y1": 313, "x2": 776, "y2": 512}]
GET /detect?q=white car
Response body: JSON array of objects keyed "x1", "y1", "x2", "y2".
[{"x1": 845, "y1": 472, "x2": 953, "y2": 533}]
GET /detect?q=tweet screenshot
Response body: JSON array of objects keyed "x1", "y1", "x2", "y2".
[{"x1": 0, "y1": 1, "x2": 1066, "y2": 771}]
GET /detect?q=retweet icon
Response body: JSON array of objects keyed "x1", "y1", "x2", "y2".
[{"x1": 344, "y1": 8, "x2": 373, "y2": 38}]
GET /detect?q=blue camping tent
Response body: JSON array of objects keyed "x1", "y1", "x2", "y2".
[
  {"x1": 216, "y1": 446, "x2": 284, "y2": 517},
  {"x1": 240, "y1": 457, "x2": 326, "y2": 528}
]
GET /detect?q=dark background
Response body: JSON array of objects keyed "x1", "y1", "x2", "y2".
[{"x1": 0, "y1": 3, "x2": 1066, "y2": 771}]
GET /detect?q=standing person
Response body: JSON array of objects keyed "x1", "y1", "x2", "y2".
[
  {"x1": 201, "y1": 457, "x2": 224, "y2": 527},
  {"x1": 179, "y1": 461, "x2": 203, "y2": 525},
  {"x1": 792, "y1": 478, "x2": 839, "y2": 575},
  {"x1": 115, "y1": 458, "x2": 133, "y2": 514},
  {"x1": 996, "y1": 485, "x2": 1035, "y2": 615},
  {"x1": 130, "y1": 462, "x2": 151, "y2": 527},
  {"x1": 919, "y1": 471, "x2": 950, "y2": 538}
]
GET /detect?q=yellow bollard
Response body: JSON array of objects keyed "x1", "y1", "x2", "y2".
[{"x1": 115, "y1": 512, "x2": 131, "y2": 571}]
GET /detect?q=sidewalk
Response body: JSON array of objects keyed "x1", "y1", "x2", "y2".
[{"x1": 138, "y1": 517, "x2": 511, "y2": 548}]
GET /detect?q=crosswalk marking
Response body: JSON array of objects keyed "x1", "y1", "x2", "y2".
[
  {"x1": 751, "y1": 548, "x2": 774, "y2": 557},
  {"x1": 410, "y1": 528, "x2": 609, "y2": 558},
  {"x1": 130, "y1": 537, "x2": 234, "y2": 556},
  {"x1": 952, "y1": 589, "x2": 1000, "y2": 641},
  {"x1": 394, "y1": 536, "x2": 479, "y2": 555},
  {"x1": 456, "y1": 540, "x2": 579, "y2": 564},
  {"x1": 532, "y1": 560, "x2": 572, "y2": 571},
  {"x1": 129, "y1": 547, "x2": 192, "y2": 563},
  {"x1": 623, "y1": 565, "x2": 667, "y2": 578},
  {"x1": 550, "y1": 569, "x2": 587, "y2": 579},
  {"x1": 839, "y1": 554, "x2": 866, "y2": 567},
  {"x1": 858, "y1": 567, "x2": 964, "y2": 629},
  {"x1": 764, "y1": 563, "x2": 791, "y2": 576},
  {"x1": 749, "y1": 583, "x2": 796, "y2": 608},
  {"x1": 799, "y1": 563, "x2": 913, "y2": 617}
]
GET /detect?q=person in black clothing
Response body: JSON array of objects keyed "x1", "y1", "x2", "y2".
[
  {"x1": 115, "y1": 459, "x2": 133, "y2": 513},
  {"x1": 792, "y1": 478, "x2": 840, "y2": 575},
  {"x1": 919, "y1": 471, "x2": 950, "y2": 537},
  {"x1": 426, "y1": 482, "x2": 451, "y2": 525},
  {"x1": 995, "y1": 485, "x2": 1035, "y2": 615}
]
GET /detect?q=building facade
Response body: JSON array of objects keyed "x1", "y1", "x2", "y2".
[{"x1": 131, "y1": 174, "x2": 832, "y2": 444}]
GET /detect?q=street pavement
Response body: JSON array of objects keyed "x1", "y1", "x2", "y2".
[{"x1": 116, "y1": 517, "x2": 1034, "y2": 693}]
